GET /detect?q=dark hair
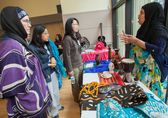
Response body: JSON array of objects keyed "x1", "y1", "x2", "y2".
[
  {"x1": 65, "y1": 17, "x2": 79, "y2": 36},
  {"x1": 64, "y1": 18, "x2": 82, "y2": 41},
  {"x1": 55, "y1": 34, "x2": 62, "y2": 41},
  {"x1": 31, "y1": 25, "x2": 46, "y2": 47}
]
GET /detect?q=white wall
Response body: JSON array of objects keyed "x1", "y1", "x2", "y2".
[
  {"x1": 61, "y1": 0, "x2": 112, "y2": 46},
  {"x1": 61, "y1": 0, "x2": 111, "y2": 15}
]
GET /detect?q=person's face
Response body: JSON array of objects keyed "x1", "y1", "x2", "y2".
[
  {"x1": 20, "y1": 16, "x2": 31, "y2": 36},
  {"x1": 138, "y1": 9, "x2": 145, "y2": 25},
  {"x1": 41, "y1": 29, "x2": 49, "y2": 42},
  {"x1": 72, "y1": 20, "x2": 79, "y2": 33}
]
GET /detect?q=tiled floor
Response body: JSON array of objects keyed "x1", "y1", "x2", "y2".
[{"x1": 0, "y1": 78, "x2": 80, "y2": 118}]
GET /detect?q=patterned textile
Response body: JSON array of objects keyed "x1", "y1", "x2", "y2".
[
  {"x1": 97, "y1": 98, "x2": 129, "y2": 118},
  {"x1": 80, "y1": 83, "x2": 147, "y2": 110},
  {"x1": 130, "y1": 45, "x2": 164, "y2": 99},
  {"x1": 134, "y1": 93, "x2": 168, "y2": 118},
  {"x1": 97, "y1": 98, "x2": 148, "y2": 118},
  {"x1": 0, "y1": 38, "x2": 51, "y2": 117},
  {"x1": 106, "y1": 84, "x2": 148, "y2": 107}
]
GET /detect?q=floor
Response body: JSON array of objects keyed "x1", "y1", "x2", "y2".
[{"x1": 0, "y1": 78, "x2": 80, "y2": 118}]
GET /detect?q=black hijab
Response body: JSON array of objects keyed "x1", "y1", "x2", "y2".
[
  {"x1": 136, "y1": 2, "x2": 168, "y2": 43},
  {"x1": 0, "y1": 6, "x2": 31, "y2": 51}
]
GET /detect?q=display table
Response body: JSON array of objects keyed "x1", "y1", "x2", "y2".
[
  {"x1": 81, "y1": 72, "x2": 168, "y2": 118},
  {"x1": 81, "y1": 49, "x2": 115, "y2": 63}
]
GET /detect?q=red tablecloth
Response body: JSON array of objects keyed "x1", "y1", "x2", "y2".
[{"x1": 81, "y1": 49, "x2": 115, "y2": 62}]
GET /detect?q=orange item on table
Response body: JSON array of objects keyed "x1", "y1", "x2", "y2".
[{"x1": 98, "y1": 72, "x2": 124, "y2": 86}]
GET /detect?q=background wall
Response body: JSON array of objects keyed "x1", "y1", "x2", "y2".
[
  {"x1": 61, "y1": 0, "x2": 111, "y2": 15},
  {"x1": 0, "y1": 0, "x2": 60, "y2": 17},
  {"x1": 61, "y1": 0, "x2": 112, "y2": 46},
  {"x1": 45, "y1": 22, "x2": 64, "y2": 40},
  {"x1": 0, "y1": 0, "x2": 63, "y2": 41}
]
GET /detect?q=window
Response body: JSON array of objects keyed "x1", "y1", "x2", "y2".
[{"x1": 116, "y1": 4, "x2": 125, "y2": 57}]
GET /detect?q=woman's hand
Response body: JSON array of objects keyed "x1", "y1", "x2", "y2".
[
  {"x1": 119, "y1": 32, "x2": 146, "y2": 49},
  {"x1": 49, "y1": 57, "x2": 56, "y2": 68},
  {"x1": 68, "y1": 71, "x2": 74, "y2": 77},
  {"x1": 48, "y1": 63, "x2": 56, "y2": 68},
  {"x1": 50, "y1": 57, "x2": 56, "y2": 65},
  {"x1": 119, "y1": 32, "x2": 137, "y2": 44}
]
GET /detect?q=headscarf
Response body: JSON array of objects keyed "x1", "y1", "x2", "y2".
[
  {"x1": 0, "y1": 6, "x2": 31, "y2": 50},
  {"x1": 136, "y1": 2, "x2": 168, "y2": 44}
]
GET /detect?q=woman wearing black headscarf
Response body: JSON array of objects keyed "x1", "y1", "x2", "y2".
[
  {"x1": 0, "y1": 7, "x2": 51, "y2": 117},
  {"x1": 120, "y1": 2, "x2": 168, "y2": 99}
]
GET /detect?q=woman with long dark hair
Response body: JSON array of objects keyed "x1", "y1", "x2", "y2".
[
  {"x1": 63, "y1": 18, "x2": 83, "y2": 103},
  {"x1": 120, "y1": 2, "x2": 168, "y2": 100},
  {"x1": 30, "y1": 25, "x2": 63, "y2": 118}
]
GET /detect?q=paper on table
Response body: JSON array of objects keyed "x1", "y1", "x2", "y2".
[
  {"x1": 81, "y1": 111, "x2": 97, "y2": 118},
  {"x1": 83, "y1": 73, "x2": 99, "y2": 85},
  {"x1": 85, "y1": 63, "x2": 94, "y2": 68}
]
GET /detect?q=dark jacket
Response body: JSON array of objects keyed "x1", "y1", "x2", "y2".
[
  {"x1": 145, "y1": 38, "x2": 168, "y2": 82},
  {"x1": 62, "y1": 35, "x2": 82, "y2": 72},
  {"x1": 30, "y1": 42, "x2": 54, "y2": 83}
]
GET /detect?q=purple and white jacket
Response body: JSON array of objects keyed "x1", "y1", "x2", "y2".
[{"x1": 0, "y1": 37, "x2": 51, "y2": 118}]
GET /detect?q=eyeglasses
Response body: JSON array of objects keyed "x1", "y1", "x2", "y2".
[
  {"x1": 21, "y1": 19, "x2": 31, "y2": 25},
  {"x1": 43, "y1": 32, "x2": 49, "y2": 35}
]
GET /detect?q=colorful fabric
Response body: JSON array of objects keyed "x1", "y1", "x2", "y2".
[
  {"x1": 123, "y1": 108, "x2": 148, "y2": 118},
  {"x1": 0, "y1": 38, "x2": 51, "y2": 117},
  {"x1": 49, "y1": 39, "x2": 67, "y2": 89},
  {"x1": 106, "y1": 84, "x2": 148, "y2": 107},
  {"x1": 84, "y1": 60, "x2": 110, "y2": 73},
  {"x1": 94, "y1": 41, "x2": 106, "y2": 51},
  {"x1": 134, "y1": 93, "x2": 168, "y2": 118},
  {"x1": 97, "y1": 98, "x2": 148, "y2": 118},
  {"x1": 81, "y1": 49, "x2": 115, "y2": 63},
  {"x1": 130, "y1": 44, "x2": 164, "y2": 99},
  {"x1": 79, "y1": 82, "x2": 101, "y2": 110},
  {"x1": 97, "y1": 98, "x2": 129, "y2": 118}
]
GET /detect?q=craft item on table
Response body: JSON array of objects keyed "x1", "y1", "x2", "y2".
[
  {"x1": 84, "y1": 60, "x2": 110, "y2": 73},
  {"x1": 80, "y1": 82, "x2": 100, "y2": 98},
  {"x1": 94, "y1": 41, "x2": 106, "y2": 51},
  {"x1": 121, "y1": 58, "x2": 135, "y2": 83},
  {"x1": 80, "y1": 93, "x2": 102, "y2": 110},
  {"x1": 79, "y1": 82, "x2": 103, "y2": 110},
  {"x1": 95, "y1": 54, "x2": 100, "y2": 65},
  {"x1": 98, "y1": 71, "x2": 125, "y2": 86},
  {"x1": 134, "y1": 93, "x2": 168, "y2": 118},
  {"x1": 108, "y1": 61, "x2": 115, "y2": 74},
  {"x1": 98, "y1": 83, "x2": 122, "y2": 94},
  {"x1": 112, "y1": 48, "x2": 122, "y2": 69},
  {"x1": 97, "y1": 98, "x2": 129, "y2": 118},
  {"x1": 106, "y1": 84, "x2": 148, "y2": 107},
  {"x1": 108, "y1": 44, "x2": 113, "y2": 60}
]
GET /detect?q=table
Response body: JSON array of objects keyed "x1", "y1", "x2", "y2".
[{"x1": 81, "y1": 73, "x2": 166, "y2": 118}]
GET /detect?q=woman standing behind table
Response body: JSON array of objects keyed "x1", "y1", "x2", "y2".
[
  {"x1": 62, "y1": 18, "x2": 83, "y2": 103},
  {"x1": 120, "y1": 2, "x2": 168, "y2": 100}
]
